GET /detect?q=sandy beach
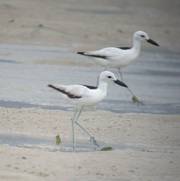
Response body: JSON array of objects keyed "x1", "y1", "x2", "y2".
[
  {"x1": 0, "y1": 0, "x2": 180, "y2": 52},
  {"x1": 0, "y1": 108, "x2": 180, "y2": 181},
  {"x1": 0, "y1": 0, "x2": 180, "y2": 180}
]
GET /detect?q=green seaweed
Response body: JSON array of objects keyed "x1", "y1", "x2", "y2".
[
  {"x1": 100, "y1": 146, "x2": 113, "y2": 151},
  {"x1": 132, "y1": 96, "x2": 144, "y2": 105},
  {"x1": 55, "y1": 134, "x2": 61, "y2": 145}
]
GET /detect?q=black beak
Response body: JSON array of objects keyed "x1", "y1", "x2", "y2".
[
  {"x1": 114, "y1": 79, "x2": 128, "y2": 88},
  {"x1": 147, "y1": 39, "x2": 159, "y2": 46}
]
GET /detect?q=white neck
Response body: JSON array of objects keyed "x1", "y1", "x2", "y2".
[
  {"x1": 132, "y1": 37, "x2": 142, "y2": 55},
  {"x1": 98, "y1": 80, "x2": 108, "y2": 93}
]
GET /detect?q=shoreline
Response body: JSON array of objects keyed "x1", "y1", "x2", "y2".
[
  {"x1": 0, "y1": 106, "x2": 179, "y2": 140},
  {"x1": 0, "y1": 106, "x2": 180, "y2": 180},
  {"x1": 0, "y1": 100, "x2": 180, "y2": 115}
]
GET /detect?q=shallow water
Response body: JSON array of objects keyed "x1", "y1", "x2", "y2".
[
  {"x1": 0, "y1": 44, "x2": 180, "y2": 114},
  {"x1": 0, "y1": 133, "x2": 101, "y2": 152},
  {"x1": 0, "y1": 133, "x2": 178, "y2": 153}
]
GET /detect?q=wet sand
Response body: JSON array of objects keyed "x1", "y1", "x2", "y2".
[
  {"x1": 0, "y1": 44, "x2": 180, "y2": 114},
  {"x1": 0, "y1": 0, "x2": 180, "y2": 52},
  {"x1": 0, "y1": 108, "x2": 180, "y2": 181}
]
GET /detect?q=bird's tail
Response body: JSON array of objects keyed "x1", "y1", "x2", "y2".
[
  {"x1": 48, "y1": 84, "x2": 67, "y2": 94},
  {"x1": 77, "y1": 51, "x2": 85, "y2": 55},
  {"x1": 48, "y1": 84, "x2": 55, "y2": 89},
  {"x1": 48, "y1": 84, "x2": 62, "y2": 92}
]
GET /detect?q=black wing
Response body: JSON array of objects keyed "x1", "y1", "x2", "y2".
[
  {"x1": 48, "y1": 84, "x2": 82, "y2": 99},
  {"x1": 117, "y1": 47, "x2": 131, "y2": 50},
  {"x1": 82, "y1": 85, "x2": 97, "y2": 89},
  {"x1": 77, "y1": 52, "x2": 108, "y2": 59}
]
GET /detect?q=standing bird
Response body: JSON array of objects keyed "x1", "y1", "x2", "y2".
[
  {"x1": 48, "y1": 71, "x2": 129, "y2": 151},
  {"x1": 77, "y1": 31, "x2": 159, "y2": 103}
]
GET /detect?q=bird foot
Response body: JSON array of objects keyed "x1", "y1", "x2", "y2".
[
  {"x1": 132, "y1": 96, "x2": 144, "y2": 105},
  {"x1": 90, "y1": 137, "x2": 99, "y2": 147}
]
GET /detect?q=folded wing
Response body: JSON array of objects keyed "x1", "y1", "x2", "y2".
[
  {"x1": 48, "y1": 84, "x2": 91, "y2": 99},
  {"x1": 77, "y1": 47, "x2": 122, "y2": 59}
]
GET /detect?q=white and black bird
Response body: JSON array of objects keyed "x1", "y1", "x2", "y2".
[
  {"x1": 48, "y1": 71, "x2": 129, "y2": 151},
  {"x1": 77, "y1": 31, "x2": 159, "y2": 103}
]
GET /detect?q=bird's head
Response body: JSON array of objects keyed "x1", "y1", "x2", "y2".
[
  {"x1": 99, "y1": 71, "x2": 128, "y2": 88},
  {"x1": 134, "y1": 31, "x2": 159, "y2": 46}
]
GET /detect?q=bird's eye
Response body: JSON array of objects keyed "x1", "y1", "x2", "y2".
[
  {"x1": 140, "y1": 35, "x2": 145, "y2": 38},
  {"x1": 107, "y1": 76, "x2": 112, "y2": 79}
]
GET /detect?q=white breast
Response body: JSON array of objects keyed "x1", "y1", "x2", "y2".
[{"x1": 76, "y1": 88, "x2": 106, "y2": 106}]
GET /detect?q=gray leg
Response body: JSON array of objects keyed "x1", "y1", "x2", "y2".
[
  {"x1": 117, "y1": 68, "x2": 142, "y2": 104},
  {"x1": 118, "y1": 68, "x2": 134, "y2": 96},
  {"x1": 71, "y1": 107, "x2": 82, "y2": 151},
  {"x1": 118, "y1": 68, "x2": 123, "y2": 81},
  {"x1": 75, "y1": 121, "x2": 99, "y2": 146},
  {"x1": 75, "y1": 121, "x2": 92, "y2": 138},
  {"x1": 74, "y1": 107, "x2": 91, "y2": 136},
  {"x1": 74, "y1": 107, "x2": 99, "y2": 147}
]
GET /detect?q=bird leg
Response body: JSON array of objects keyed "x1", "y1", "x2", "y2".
[
  {"x1": 117, "y1": 68, "x2": 143, "y2": 104},
  {"x1": 118, "y1": 68, "x2": 123, "y2": 81},
  {"x1": 75, "y1": 121, "x2": 99, "y2": 147},
  {"x1": 127, "y1": 88, "x2": 142, "y2": 104},
  {"x1": 71, "y1": 107, "x2": 82, "y2": 151},
  {"x1": 74, "y1": 107, "x2": 99, "y2": 147}
]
